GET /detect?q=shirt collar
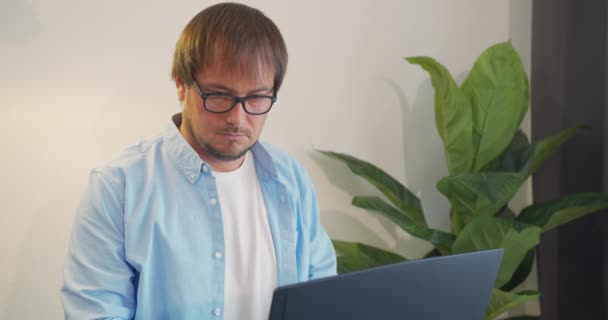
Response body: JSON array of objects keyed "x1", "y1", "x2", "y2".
[
  {"x1": 163, "y1": 113, "x2": 278, "y2": 183},
  {"x1": 163, "y1": 113, "x2": 204, "y2": 183},
  {"x1": 251, "y1": 142, "x2": 278, "y2": 179}
]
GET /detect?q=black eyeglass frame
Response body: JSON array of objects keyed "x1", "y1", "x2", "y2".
[{"x1": 191, "y1": 80, "x2": 277, "y2": 115}]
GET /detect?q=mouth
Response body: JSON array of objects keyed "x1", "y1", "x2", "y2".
[
  {"x1": 218, "y1": 132, "x2": 246, "y2": 137},
  {"x1": 217, "y1": 131, "x2": 248, "y2": 140}
]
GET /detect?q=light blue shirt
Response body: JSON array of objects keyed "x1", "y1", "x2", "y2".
[{"x1": 61, "y1": 114, "x2": 337, "y2": 320}]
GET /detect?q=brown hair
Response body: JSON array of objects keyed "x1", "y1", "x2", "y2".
[{"x1": 171, "y1": 2, "x2": 288, "y2": 92}]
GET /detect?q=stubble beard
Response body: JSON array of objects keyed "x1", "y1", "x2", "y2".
[
  {"x1": 192, "y1": 123, "x2": 255, "y2": 161},
  {"x1": 199, "y1": 138, "x2": 254, "y2": 161},
  {"x1": 181, "y1": 108, "x2": 256, "y2": 162}
]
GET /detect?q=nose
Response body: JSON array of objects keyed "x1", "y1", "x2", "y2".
[{"x1": 225, "y1": 101, "x2": 247, "y2": 126}]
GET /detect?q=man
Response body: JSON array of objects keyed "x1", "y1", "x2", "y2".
[{"x1": 61, "y1": 3, "x2": 337, "y2": 319}]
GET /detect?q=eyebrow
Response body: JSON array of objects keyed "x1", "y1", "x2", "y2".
[{"x1": 202, "y1": 82, "x2": 274, "y2": 95}]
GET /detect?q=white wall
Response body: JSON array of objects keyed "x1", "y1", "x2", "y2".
[{"x1": 0, "y1": 0, "x2": 532, "y2": 318}]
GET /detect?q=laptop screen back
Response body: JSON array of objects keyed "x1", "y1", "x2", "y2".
[{"x1": 268, "y1": 249, "x2": 503, "y2": 320}]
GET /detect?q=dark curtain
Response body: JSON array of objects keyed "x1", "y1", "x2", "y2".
[{"x1": 532, "y1": 0, "x2": 608, "y2": 319}]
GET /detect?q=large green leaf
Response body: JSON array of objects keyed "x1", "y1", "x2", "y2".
[
  {"x1": 336, "y1": 256, "x2": 373, "y2": 274},
  {"x1": 333, "y1": 240, "x2": 406, "y2": 274},
  {"x1": 452, "y1": 216, "x2": 541, "y2": 288},
  {"x1": 437, "y1": 172, "x2": 523, "y2": 233},
  {"x1": 485, "y1": 289, "x2": 540, "y2": 320},
  {"x1": 500, "y1": 249, "x2": 535, "y2": 292},
  {"x1": 519, "y1": 126, "x2": 580, "y2": 178},
  {"x1": 423, "y1": 248, "x2": 441, "y2": 258},
  {"x1": 318, "y1": 150, "x2": 425, "y2": 225},
  {"x1": 406, "y1": 56, "x2": 475, "y2": 175},
  {"x1": 352, "y1": 196, "x2": 455, "y2": 253},
  {"x1": 517, "y1": 193, "x2": 608, "y2": 232},
  {"x1": 449, "y1": 207, "x2": 467, "y2": 237},
  {"x1": 462, "y1": 41, "x2": 529, "y2": 172},
  {"x1": 487, "y1": 127, "x2": 579, "y2": 176},
  {"x1": 497, "y1": 207, "x2": 517, "y2": 219},
  {"x1": 488, "y1": 130, "x2": 531, "y2": 172}
]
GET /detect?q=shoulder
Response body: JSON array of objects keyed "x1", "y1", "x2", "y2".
[{"x1": 91, "y1": 133, "x2": 165, "y2": 187}]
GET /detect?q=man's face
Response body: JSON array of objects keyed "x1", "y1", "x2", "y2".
[{"x1": 176, "y1": 64, "x2": 274, "y2": 169}]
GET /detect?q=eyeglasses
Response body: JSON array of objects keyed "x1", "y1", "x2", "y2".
[{"x1": 192, "y1": 80, "x2": 277, "y2": 115}]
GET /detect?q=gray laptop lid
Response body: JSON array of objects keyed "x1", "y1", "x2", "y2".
[{"x1": 268, "y1": 249, "x2": 503, "y2": 320}]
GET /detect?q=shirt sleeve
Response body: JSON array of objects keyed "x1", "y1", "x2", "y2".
[
  {"x1": 300, "y1": 168, "x2": 337, "y2": 280},
  {"x1": 61, "y1": 170, "x2": 136, "y2": 320}
]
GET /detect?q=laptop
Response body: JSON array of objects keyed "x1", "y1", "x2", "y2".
[{"x1": 268, "y1": 249, "x2": 503, "y2": 320}]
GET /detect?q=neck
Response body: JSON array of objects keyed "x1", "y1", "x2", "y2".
[{"x1": 202, "y1": 154, "x2": 246, "y2": 172}]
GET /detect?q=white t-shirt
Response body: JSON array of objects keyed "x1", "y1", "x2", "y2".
[{"x1": 214, "y1": 151, "x2": 278, "y2": 320}]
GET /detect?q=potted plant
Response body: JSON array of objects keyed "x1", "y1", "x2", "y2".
[{"x1": 319, "y1": 41, "x2": 608, "y2": 319}]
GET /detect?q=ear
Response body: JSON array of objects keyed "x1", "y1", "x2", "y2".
[{"x1": 175, "y1": 76, "x2": 187, "y2": 102}]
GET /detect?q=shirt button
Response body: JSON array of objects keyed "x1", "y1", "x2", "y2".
[
  {"x1": 210, "y1": 198, "x2": 217, "y2": 206},
  {"x1": 214, "y1": 308, "x2": 221, "y2": 316},
  {"x1": 280, "y1": 195, "x2": 286, "y2": 203},
  {"x1": 202, "y1": 165, "x2": 209, "y2": 173},
  {"x1": 215, "y1": 251, "x2": 223, "y2": 259}
]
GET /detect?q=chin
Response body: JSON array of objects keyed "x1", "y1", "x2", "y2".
[{"x1": 206, "y1": 144, "x2": 253, "y2": 161}]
